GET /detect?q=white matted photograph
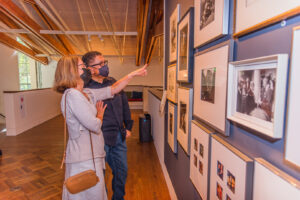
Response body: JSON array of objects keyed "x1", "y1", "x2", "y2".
[
  {"x1": 193, "y1": 41, "x2": 233, "y2": 135},
  {"x1": 168, "y1": 102, "x2": 178, "y2": 153},
  {"x1": 190, "y1": 120, "x2": 214, "y2": 200},
  {"x1": 177, "y1": 8, "x2": 194, "y2": 83},
  {"x1": 194, "y1": 0, "x2": 229, "y2": 48},
  {"x1": 234, "y1": 0, "x2": 300, "y2": 36},
  {"x1": 169, "y1": 4, "x2": 180, "y2": 63},
  {"x1": 167, "y1": 64, "x2": 178, "y2": 103},
  {"x1": 285, "y1": 26, "x2": 300, "y2": 168},
  {"x1": 177, "y1": 87, "x2": 193, "y2": 155},
  {"x1": 227, "y1": 54, "x2": 288, "y2": 139},
  {"x1": 253, "y1": 158, "x2": 300, "y2": 200},
  {"x1": 210, "y1": 135, "x2": 253, "y2": 200}
]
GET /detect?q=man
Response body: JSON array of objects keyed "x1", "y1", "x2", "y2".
[{"x1": 82, "y1": 51, "x2": 133, "y2": 200}]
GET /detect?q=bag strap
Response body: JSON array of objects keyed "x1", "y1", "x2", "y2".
[{"x1": 60, "y1": 91, "x2": 96, "y2": 171}]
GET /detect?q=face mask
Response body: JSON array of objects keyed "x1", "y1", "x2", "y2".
[
  {"x1": 80, "y1": 68, "x2": 92, "y2": 86},
  {"x1": 98, "y1": 64, "x2": 109, "y2": 77}
]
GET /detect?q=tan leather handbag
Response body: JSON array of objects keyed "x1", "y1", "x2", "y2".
[{"x1": 61, "y1": 92, "x2": 99, "y2": 194}]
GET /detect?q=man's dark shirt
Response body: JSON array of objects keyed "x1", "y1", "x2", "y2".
[{"x1": 86, "y1": 77, "x2": 133, "y2": 146}]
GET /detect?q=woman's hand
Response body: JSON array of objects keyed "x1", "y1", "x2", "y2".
[
  {"x1": 128, "y1": 64, "x2": 148, "y2": 78},
  {"x1": 96, "y1": 101, "x2": 107, "y2": 122}
]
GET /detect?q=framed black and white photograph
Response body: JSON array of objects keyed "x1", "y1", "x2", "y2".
[
  {"x1": 168, "y1": 102, "x2": 178, "y2": 153},
  {"x1": 167, "y1": 64, "x2": 178, "y2": 103},
  {"x1": 177, "y1": 87, "x2": 193, "y2": 155},
  {"x1": 234, "y1": 0, "x2": 300, "y2": 37},
  {"x1": 194, "y1": 0, "x2": 229, "y2": 48},
  {"x1": 169, "y1": 4, "x2": 180, "y2": 63},
  {"x1": 193, "y1": 40, "x2": 234, "y2": 135},
  {"x1": 227, "y1": 54, "x2": 288, "y2": 139},
  {"x1": 253, "y1": 158, "x2": 300, "y2": 200},
  {"x1": 285, "y1": 26, "x2": 300, "y2": 168},
  {"x1": 210, "y1": 135, "x2": 253, "y2": 200},
  {"x1": 177, "y1": 8, "x2": 194, "y2": 83},
  {"x1": 190, "y1": 120, "x2": 213, "y2": 200}
]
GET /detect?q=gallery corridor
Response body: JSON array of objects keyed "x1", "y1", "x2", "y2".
[{"x1": 0, "y1": 110, "x2": 170, "y2": 200}]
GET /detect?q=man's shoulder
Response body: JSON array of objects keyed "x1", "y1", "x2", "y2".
[{"x1": 106, "y1": 77, "x2": 117, "y2": 83}]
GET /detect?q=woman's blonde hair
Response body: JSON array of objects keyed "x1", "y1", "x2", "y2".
[{"x1": 53, "y1": 55, "x2": 80, "y2": 93}]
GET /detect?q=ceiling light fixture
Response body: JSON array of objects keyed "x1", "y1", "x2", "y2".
[
  {"x1": 88, "y1": 35, "x2": 91, "y2": 42},
  {"x1": 98, "y1": 34, "x2": 104, "y2": 42}
]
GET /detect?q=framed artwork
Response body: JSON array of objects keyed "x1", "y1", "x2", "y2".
[
  {"x1": 190, "y1": 120, "x2": 214, "y2": 200},
  {"x1": 234, "y1": 0, "x2": 300, "y2": 37},
  {"x1": 210, "y1": 135, "x2": 253, "y2": 200},
  {"x1": 194, "y1": 0, "x2": 229, "y2": 48},
  {"x1": 169, "y1": 4, "x2": 180, "y2": 63},
  {"x1": 177, "y1": 8, "x2": 194, "y2": 83},
  {"x1": 168, "y1": 102, "x2": 178, "y2": 153},
  {"x1": 193, "y1": 40, "x2": 233, "y2": 135},
  {"x1": 177, "y1": 87, "x2": 193, "y2": 155},
  {"x1": 167, "y1": 64, "x2": 178, "y2": 103},
  {"x1": 285, "y1": 26, "x2": 300, "y2": 168},
  {"x1": 253, "y1": 158, "x2": 300, "y2": 199},
  {"x1": 227, "y1": 54, "x2": 288, "y2": 139}
]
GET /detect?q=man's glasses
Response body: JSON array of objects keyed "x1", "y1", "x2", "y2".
[{"x1": 89, "y1": 60, "x2": 108, "y2": 68}]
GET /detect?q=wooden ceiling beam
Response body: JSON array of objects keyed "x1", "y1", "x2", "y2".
[
  {"x1": 28, "y1": 2, "x2": 76, "y2": 54},
  {"x1": 0, "y1": 33, "x2": 48, "y2": 64},
  {"x1": 0, "y1": 0, "x2": 69, "y2": 55}
]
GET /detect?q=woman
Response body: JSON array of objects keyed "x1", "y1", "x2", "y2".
[{"x1": 53, "y1": 55, "x2": 147, "y2": 200}]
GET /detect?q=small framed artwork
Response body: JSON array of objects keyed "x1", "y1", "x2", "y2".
[
  {"x1": 190, "y1": 120, "x2": 214, "y2": 200},
  {"x1": 177, "y1": 7, "x2": 194, "y2": 83},
  {"x1": 168, "y1": 102, "x2": 178, "y2": 153},
  {"x1": 177, "y1": 87, "x2": 193, "y2": 155},
  {"x1": 169, "y1": 4, "x2": 180, "y2": 63},
  {"x1": 194, "y1": 0, "x2": 230, "y2": 48},
  {"x1": 227, "y1": 54, "x2": 289, "y2": 139},
  {"x1": 167, "y1": 64, "x2": 178, "y2": 103},
  {"x1": 234, "y1": 0, "x2": 300, "y2": 37},
  {"x1": 210, "y1": 135, "x2": 253, "y2": 200},
  {"x1": 193, "y1": 40, "x2": 234, "y2": 135},
  {"x1": 253, "y1": 158, "x2": 300, "y2": 199},
  {"x1": 285, "y1": 26, "x2": 300, "y2": 168}
]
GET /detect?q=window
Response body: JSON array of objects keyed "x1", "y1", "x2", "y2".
[{"x1": 18, "y1": 52, "x2": 32, "y2": 90}]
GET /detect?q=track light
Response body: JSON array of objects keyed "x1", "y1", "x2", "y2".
[
  {"x1": 98, "y1": 34, "x2": 104, "y2": 42},
  {"x1": 88, "y1": 35, "x2": 91, "y2": 42}
]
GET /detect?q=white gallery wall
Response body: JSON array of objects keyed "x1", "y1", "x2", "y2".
[{"x1": 0, "y1": 43, "x2": 19, "y2": 123}]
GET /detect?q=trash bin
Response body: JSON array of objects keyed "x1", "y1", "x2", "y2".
[{"x1": 139, "y1": 113, "x2": 152, "y2": 142}]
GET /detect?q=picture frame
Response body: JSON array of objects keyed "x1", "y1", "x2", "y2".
[
  {"x1": 285, "y1": 26, "x2": 300, "y2": 168},
  {"x1": 169, "y1": 4, "x2": 180, "y2": 63},
  {"x1": 168, "y1": 102, "x2": 178, "y2": 153},
  {"x1": 177, "y1": 87, "x2": 193, "y2": 155},
  {"x1": 210, "y1": 134, "x2": 253, "y2": 200},
  {"x1": 253, "y1": 158, "x2": 300, "y2": 199},
  {"x1": 190, "y1": 120, "x2": 214, "y2": 200},
  {"x1": 193, "y1": 40, "x2": 234, "y2": 135},
  {"x1": 234, "y1": 0, "x2": 300, "y2": 37},
  {"x1": 194, "y1": 0, "x2": 230, "y2": 48},
  {"x1": 177, "y1": 8, "x2": 194, "y2": 83},
  {"x1": 167, "y1": 64, "x2": 178, "y2": 103},
  {"x1": 227, "y1": 54, "x2": 289, "y2": 139}
]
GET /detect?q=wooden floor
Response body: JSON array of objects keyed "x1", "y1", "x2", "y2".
[{"x1": 0, "y1": 110, "x2": 170, "y2": 200}]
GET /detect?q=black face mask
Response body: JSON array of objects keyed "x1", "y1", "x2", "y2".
[
  {"x1": 98, "y1": 64, "x2": 109, "y2": 77},
  {"x1": 80, "y1": 68, "x2": 92, "y2": 86}
]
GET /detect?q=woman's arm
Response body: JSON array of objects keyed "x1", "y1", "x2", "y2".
[{"x1": 110, "y1": 64, "x2": 148, "y2": 95}]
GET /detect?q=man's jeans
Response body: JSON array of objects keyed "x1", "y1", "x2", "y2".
[{"x1": 104, "y1": 132, "x2": 128, "y2": 200}]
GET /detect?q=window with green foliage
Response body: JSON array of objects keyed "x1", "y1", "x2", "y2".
[{"x1": 18, "y1": 53, "x2": 32, "y2": 90}]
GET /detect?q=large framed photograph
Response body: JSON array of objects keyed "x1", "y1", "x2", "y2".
[
  {"x1": 194, "y1": 0, "x2": 229, "y2": 48},
  {"x1": 169, "y1": 4, "x2": 180, "y2": 63},
  {"x1": 168, "y1": 102, "x2": 178, "y2": 153},
  {"x1": 227, "y1": 54, "x2": 288, "y2": 139},
  {"x1": 253, "y1": 158, "x2": 300, "y2": 199},
  {"x1": 285, "y1": 26, "x2": 300, "y2": 168},
  {"x1": 167, "y1": 64, "x2": 178, "y2": 103},
  {"x1": 234, "y1": 0, "x2": 300, "y2": 37},
  {"x1": 210, "y1": 135, "x2": 253, "y2": 200},
  {"x1": 177, "y1": 8, "x2": 194, "y2": 83},
  {"x1": 190, "y1": 120, "x2": 214, "y2": 200},
  {"x1": 193, "y1": 40, "x2": 233, "y2": 135},
  {"x1": 177, "y1": 87, "x2": 193, "y2": 155}
]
